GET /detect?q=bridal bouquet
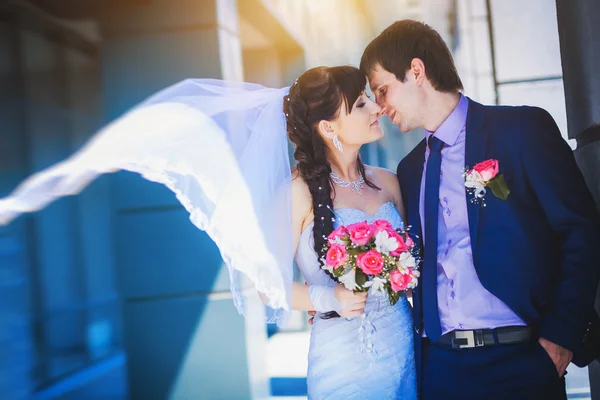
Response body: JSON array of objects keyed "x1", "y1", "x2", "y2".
[{"x1": 321, "y1": 220, "x2": 419, "y2": 305}]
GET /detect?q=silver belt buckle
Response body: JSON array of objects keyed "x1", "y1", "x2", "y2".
[{"x1": 452, "y1": 330, "x2": 484, "y2": 348}]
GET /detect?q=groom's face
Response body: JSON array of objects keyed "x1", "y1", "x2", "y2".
[{"x1": 368, "y1": 64, "x2": 423, "y2": 133}]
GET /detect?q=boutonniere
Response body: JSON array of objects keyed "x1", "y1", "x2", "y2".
[{"x1": 463, "y1": 159, "x2": 510, "y2": 206}]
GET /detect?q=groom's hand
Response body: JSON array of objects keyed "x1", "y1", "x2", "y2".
[{"x1": 538, "y1": 337, "x2": 573, "y2": 377}]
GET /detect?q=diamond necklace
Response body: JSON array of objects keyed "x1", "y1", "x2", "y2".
[{"x1": 329, "y1": 171, "x2": 365, "y2": 194}]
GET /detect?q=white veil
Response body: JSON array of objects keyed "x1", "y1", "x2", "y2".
[{"x1": 0, "y1": 79, "x2": 294, "y2": 326}]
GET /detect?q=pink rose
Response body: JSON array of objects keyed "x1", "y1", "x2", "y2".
[
  {"x1": 372, "y1": 219, "x2": 393, "y2": 234},
  {"x1": 325, "y1": 244, "x2": 349, "y2": 269},
  {"x1": 389, "y1": 232, "x2": 411, "y2": 256},
  {"x1": 328, "y1": 226, "x2": 349, "y2": 243},
  {"x1": 390, "y1": 268, "x2": 413, "y2": 292},
  {"x1": 357, "y1": 250, "x2": 384, "y2": 275},
  {"x1": 472, "y1": 159, "x2": 499, "y2": 182},
  {"x1": 347, "y1": 221, "x2": 374, "y2": 246}
]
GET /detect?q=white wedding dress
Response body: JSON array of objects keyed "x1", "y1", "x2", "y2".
[{"x1": 296, "y1": 202, "x2": 417, "y2": 400}]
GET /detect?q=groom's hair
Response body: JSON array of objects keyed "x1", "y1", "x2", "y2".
[{"x1": 360, "y1": 20, "x2": 463, "y2": 93}]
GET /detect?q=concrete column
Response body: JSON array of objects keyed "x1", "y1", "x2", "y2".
[{"x1": 97, "y1": 1, "x2": 269, "y2": 398}]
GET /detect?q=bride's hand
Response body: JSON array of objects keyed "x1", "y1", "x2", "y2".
[{"x1": 334, "y1": 285, "x2": 368, "y2": 318}]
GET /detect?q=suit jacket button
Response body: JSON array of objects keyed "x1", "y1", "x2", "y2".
[{"x1": 415, "y1": 326, "x2": 420, "y2": 334}]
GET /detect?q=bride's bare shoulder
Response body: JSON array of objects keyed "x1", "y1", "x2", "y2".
[
  {"x1": 365, "y1": 165, "x2": 400, "y2": 191},
  {"x1": 291, "y1": 167, "x2": 313, "y2": 214},
  {"x1": 364, "y1": 165, "x2": 403, "y2": 207}
]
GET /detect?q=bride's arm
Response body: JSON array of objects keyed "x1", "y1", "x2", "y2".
[
  {"x1": 258, "y1": 170, "x2": 316, "y2": 310},
  {"x1": 287, "y1": 170, "x2": 366, "y2": 314},
  {"x1": 260, "y1": 170, "x2": 367, "y2": 316},
  {"x1": 291, "y1": 282, "x2": 324, "y2": 311},
  {"x1": 288, "y1": 171, "x2": 336, "y2": 311}
]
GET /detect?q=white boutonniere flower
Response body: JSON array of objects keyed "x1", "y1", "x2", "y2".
[{"x1": 463, "y1": 159, "x2": 510, "y2": 206}]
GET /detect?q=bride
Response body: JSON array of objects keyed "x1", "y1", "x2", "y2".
[
  {"x1": 0, "y1": 66, "x2": 416, "y2": 399},
  {"x1": 284, "y1": 66, "x2": 416, "y2": 399}
]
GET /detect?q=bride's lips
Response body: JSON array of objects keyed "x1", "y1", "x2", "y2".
[{"x1": 370, "y1": 120, "x2": 379, "y2": 127}]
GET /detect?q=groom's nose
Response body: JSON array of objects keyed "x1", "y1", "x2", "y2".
[{"x1": 377, "y1": 104, "x2": 388, "y2": 117}]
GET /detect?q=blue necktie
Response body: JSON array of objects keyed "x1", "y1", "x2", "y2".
[{"x1": 423, "y1": 136, "x2": 444, "y2": 341}]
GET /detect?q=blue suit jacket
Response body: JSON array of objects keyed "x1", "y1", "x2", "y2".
[{"x1": 397, "y1": 98, "x2": 600, "y2": 377}]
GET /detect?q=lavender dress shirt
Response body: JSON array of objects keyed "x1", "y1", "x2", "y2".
[{"x1": 419, "y1": 94, "x2": 526, "y2": 335}]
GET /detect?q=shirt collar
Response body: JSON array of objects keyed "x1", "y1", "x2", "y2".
[{"x1": 425, "y1": 94, "x2": 468, "y2": 147}]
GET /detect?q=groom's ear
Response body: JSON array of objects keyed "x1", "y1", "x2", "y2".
[{"x1": 409, "y1": 58, "x2": 426, "y2": 86}]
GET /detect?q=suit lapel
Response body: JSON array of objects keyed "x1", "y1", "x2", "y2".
[
  {"x1": 464, "y1": 98, "x2": 489, "y2": 252},
  {"x1": 403, "y1": 139, "x2": 426, "y2": 331},
  {"x1": 407, "y1": 139, "x2": 426, "y2": 243}
]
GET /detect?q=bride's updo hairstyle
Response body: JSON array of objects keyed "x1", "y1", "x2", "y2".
[{"x1": 283, "y1": 66, "x2": 380, "y2": 283}]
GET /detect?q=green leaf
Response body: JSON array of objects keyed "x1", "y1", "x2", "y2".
[
  {"x1": 488, "y1": 174, "x2": 511, "y2": 200},
  {"x1": 355, "y1": 268, "x2": 368, "y2": 290},
  {"x1": 387, "y1": 286, "x2": 403, "y2": 306}
]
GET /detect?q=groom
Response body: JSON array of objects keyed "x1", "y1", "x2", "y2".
[{"x1": 360, "y1": 20, "x2": 600, "y2": 399}]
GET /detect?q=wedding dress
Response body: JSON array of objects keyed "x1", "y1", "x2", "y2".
[{"x1": 297, "y1": 202, "x2": 417, "y2": 399}]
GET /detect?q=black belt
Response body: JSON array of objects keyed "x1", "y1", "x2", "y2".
[{"x1": 434, "y1": 326, "x2": 534, "y2": 349}]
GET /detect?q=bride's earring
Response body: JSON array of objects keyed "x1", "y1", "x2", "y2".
[{"x1": 333, "y1": 135, "x2": 344, "y2": 153}]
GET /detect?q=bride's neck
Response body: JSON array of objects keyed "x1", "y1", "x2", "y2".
[{"x1": 327, "y1": 148, "x2": 361, "y2": 181}]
